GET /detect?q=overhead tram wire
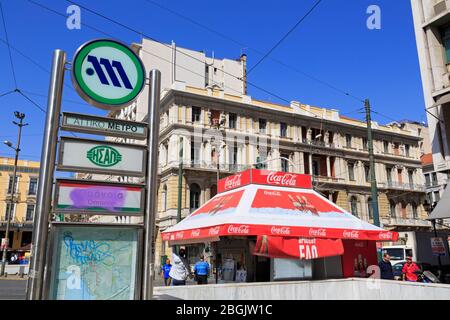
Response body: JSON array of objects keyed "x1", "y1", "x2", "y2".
[
  {"x1": 28, "y1": 0, "x2": 362, "y2": 131},
  {"x1": 246, "y1": 0, "x2": 323, "y2": 76},
  {"x1": 0, "y1": 1, "x2": 18, "y2": 89},
  {"x1": 27, "y1": 0, "x2": 324, "y2": 121},
  {"x1": 143, "y1": 0, "x2": 364, "y2": 103},
  {"x1": 62, "y1": 0, "x2": 321, "y2": 110}
]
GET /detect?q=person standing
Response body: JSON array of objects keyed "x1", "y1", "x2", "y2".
[
  {"x1": 378, "y1": 253, "x2": 394, "y2": 280},
  {"x1": 402, "y1": 256, "x2": 420, "y2": 282},
  {"x1": 169, "y1": 248, "x2": 190, "y2": 286},
  {"x1": 194, "y1": 255, "x2": 210, "y2": 285},
  {"x1": 160, "y1": 258, "x2": 172, "y2": 286}
]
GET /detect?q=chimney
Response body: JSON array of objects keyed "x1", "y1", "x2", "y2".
[{"x1": 240, "y1": 54, "x2": 247, "y2": 95}]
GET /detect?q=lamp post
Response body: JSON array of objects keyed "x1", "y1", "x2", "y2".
[
  {"x1": 1, "y1": 111, "x2": 28, "y2": 277},
  {"x1": 423, "y1": 199, "x2": 443, "y2": 281},
  {"x1": 208, "y1": 112, "x2": 227, "y2": 183}
]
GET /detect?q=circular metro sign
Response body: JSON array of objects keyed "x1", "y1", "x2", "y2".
[{"x1": 72, "y1": 39, "x2": 146, "y2": 110}]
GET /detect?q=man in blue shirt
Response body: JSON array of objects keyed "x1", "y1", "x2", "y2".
[
  {"x1": 160, "y1": 258, "x2": 172, "y2": 286},
  {"x1": 194, "y1": 255, "x2": 210, "y2": 285}
]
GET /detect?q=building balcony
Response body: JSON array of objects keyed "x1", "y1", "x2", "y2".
[
  {"x1": 312, "y1": 175, "x2": 344, "y2": 184},
  {"x1": 383, "y1": 217, "x2": 431, "y2": 228},
  {"x1": 2, "y1": 190, "x2": 21, "y2": 201},
  {"x1": 382, "y1": 182, "x2": 426, "y2": 192},
  {"x1": 158, "y1": 161, "x2": 251, "y2": 174},
  {"x1": 302, "y1": 138, "x2": 335, "y2": 149}
]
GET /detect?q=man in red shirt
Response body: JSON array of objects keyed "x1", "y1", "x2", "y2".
[{"x1": 402, "y1": 256, "x2": 420, "y2": 282}]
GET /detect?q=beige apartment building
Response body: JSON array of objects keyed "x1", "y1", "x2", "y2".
[
  {"x1": 105, "y1": 38, "x2": 429, "y2": 264},
  {"x1": 0, "y1": 157, "x2": 39, "y2": 249}
]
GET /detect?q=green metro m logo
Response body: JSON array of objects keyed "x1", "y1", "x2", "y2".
[{"x1": 87, "y1": 146, "x2": 122, "y2": 167}]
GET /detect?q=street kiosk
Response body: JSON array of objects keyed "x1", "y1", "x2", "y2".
[{"x1": 162, "y1": 169, "x2": 398, "y2": 282}]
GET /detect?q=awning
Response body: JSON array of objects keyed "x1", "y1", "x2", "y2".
[
  {"x1": 430, "y1": 93, "x2": 450, "y2": 109},
  {"x1": 162, "y1": 169, "x2": 397, "y2": 243},
  {"x1": 427, "y1": 183, "x2": 450, "y2": 220}
]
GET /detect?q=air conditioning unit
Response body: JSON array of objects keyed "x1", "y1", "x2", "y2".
[{"x1": 435, "y1": 1, "x2": 448, "y2": 15}]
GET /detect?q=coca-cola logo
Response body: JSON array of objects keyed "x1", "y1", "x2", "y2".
[
  {"x1": 308, "y1": 228, "x2": 326, "y2": 237},
  {"x1": 208, "y1": 226, "x2": 221, "y2": 236},
  {"x1": 342, "y1": 230, "x2": 360, "y2": 239},
  {"x1": 266, "y1": 172, "x2": 297, "y2": 186},
  {"x1": 379, "y1": 232, "x2": 393, "y2": 240},
  {"x1": 270, "y1": 226, "x2": 291, "y2": 235},
  {"x1": 175, "y1": 231, "x2": 184, "y2": 239},
  {"x1": 224, "y1": 174, "x2": 242, "y2": 190},
  {"x1": 227, "y1": 225, "x2": 250, "y2": 234},
  {"x1": 191, "y1": 229, "x2": 201, "y2": 237}
]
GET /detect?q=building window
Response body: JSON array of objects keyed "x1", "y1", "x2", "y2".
[
  {"x1": 383, "y1": 141, "x2": 389, "y2": 154},
  {"x1": 367, "y1": 197, "x2": 373, "y2": 220},
  {"x1": 432, "y1": 172, "x2": 438, "y2": 186},
  {"x1": 390, "y1": 200, "x2": 396, "y2": 218},
  {"x1": 425, "y1": 174, "x2": 431, "y2": 187},
  {"x1": 362, "y1": 138, "x2": 368, "y2": 151},
  {"x1": 345, "y1": 134, "x2": 352, "y2": 148},
  {"x1": 441, "y1": 25, "x2": 450, "y2": 63},
  {"x1": 256, "y1": 154, "x2": 267, "y2": 169},
  {"x1": 26, "y1": 204, "x2": 35, "y2": 221},
  {"x1": 405, "y1": 144, "x2": 410, "y2": 157},
  {"x1": 281, "y1": 154, "x2": 289, "y2": 172},
  {"x1": 161, "y1": 185, "x2": 167, "y2": 212},
  {"x1": 408, "y1": 170, "x2": 414, "y2": 188},
  {"x1": 386, "y1": 167, "x2": 392, "y2": 185},
  {"x1": 434, "y1": 191, "x2": 441, "y2": 203},
  {"x1": 28, "y1": 177, "x2": 38, "y2": 195},
  {"x1": 412, "y1": 204, "x2": 418, "y2": 219},
  {"x1": 7, "y1": 176, "x2": 17, "y2": 194},
  {"x1": 312, "y1": 159, "x2": 320, "y2": 176},
  {"x1": 191, "y1": 140, "x2": 201, "y2": 166},
  {"x1": 350, "y1": 196, "x2": 358, "y2": 217},
  {"x1": 229, "y1": 113, "x2": 237, "y2": 129},
  {"x1": 192, "y1": 106, "x2": 201, "y2": 123},
  {"x1": 189, "y1": 183, "x2": 201, "y2": 211},
  {"x1": 5, "y1": 203, "x2": 14, "y2": 220},
  {"x1": 259, "y1": 119, "x2": 267, "y2": 134},
  {"x1": 280, "y1": 122, "x2": 287, "y2": 137},
  {"x1": 348, "y1": 162, "x2": 355, "y2": 181},
  {"x1": 364, "y1": 164, "x2": 370, "y2": 183}
]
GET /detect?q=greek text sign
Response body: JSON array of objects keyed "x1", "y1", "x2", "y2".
[
  {"x1": 55, "y1": 179, "x2": 144, "y2": 215},
  {"x1": 58, "y1": 137, "x2": 146, "y2": 176},
  {"x1": 431, "y1": 237, "x2": 446, "y2": 256},
  {"x1": 61, "y1": 112, "x2": 147, "y2": 139},
  {"x1": 71, "y1": 39, "x2": 146, "y2": 110}
]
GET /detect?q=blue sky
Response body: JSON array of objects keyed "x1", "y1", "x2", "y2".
[{"x1": 0, "y1": 0, "x2": 425, "y2": 161}]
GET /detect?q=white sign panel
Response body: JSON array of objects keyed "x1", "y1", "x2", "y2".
[
  {"x1": 55, "y1": 179, "x2": 144, "y2": 215},
  {"x1": 58, "y1": 137, "x2": 146, "y2": 176}
]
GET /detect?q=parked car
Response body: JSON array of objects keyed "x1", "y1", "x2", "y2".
[{"x1": 392, "y1": 261, "x2": 434, "y2": 280}]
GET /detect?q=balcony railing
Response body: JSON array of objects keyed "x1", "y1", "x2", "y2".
[
  {"x1": 302, "y1": 139, "x2": 335, "y2": 149},
  {"x1": 383, "y1": 181, "x2": 426, "y2": 191},
  {"x1": 384, "y1": 218, "x2": 431, "y2": 228},
  {"x1": 159, "y1": 161, "x2": 252, "y2": 173}
]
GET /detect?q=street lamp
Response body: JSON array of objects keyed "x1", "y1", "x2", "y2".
[
  {"x1": 423, "y1": 199, "x2": 443, "y2": 281},
  {"x1": 1, "y1": 112, "x2": 28, "y2": 277}
]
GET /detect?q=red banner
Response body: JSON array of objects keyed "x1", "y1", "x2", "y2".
[
  {"x1": 254, "y1": 235, "x2": 344, "y2": 260},
  {"x1": 190, "y1": 189, "x2": 244, "y2": 217},
  {"x1": 251, "y1": 189, "x2": 343, "y2": 214},
  {"x1": 162, "y1": 223, "x2": 398, "y2": 242},
  {"x1": 250, "y1": 170, "x2": 312, "y2": 189},
  {"x1": 217, "y1": 169, "x2": 312, "y2": 193},
  {"x1": 217, "y1": 170, "x2": 252, "y2": 193}
]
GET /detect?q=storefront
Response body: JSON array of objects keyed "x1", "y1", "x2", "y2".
[{"x1": 162, "y1": 169, "x2": 398, "y2": 283}]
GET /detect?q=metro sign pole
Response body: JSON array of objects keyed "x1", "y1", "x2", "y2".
[{"x1": 27, "y1": 39, "x2": 159, "y2": 300}]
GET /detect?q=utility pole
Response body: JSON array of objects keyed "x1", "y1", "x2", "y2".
[
  {"x1": 365, "y1": 99, "x2": 380, "y2": 227},
  {"x1": 177, "y1": 137, "x2": 183, "y2": 223},
  {"x1": 1, "y1": 111, "x2": 27, "y2": 277}
]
